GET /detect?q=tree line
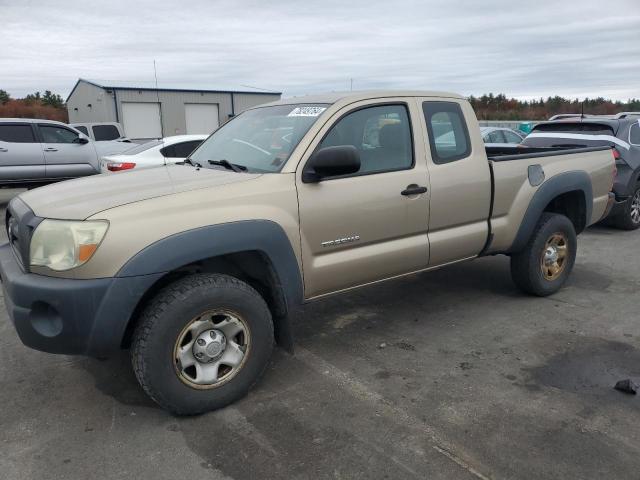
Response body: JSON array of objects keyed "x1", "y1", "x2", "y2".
[
  {"x1": 0, "y1": 89, "x2": 68, "y2": 122},
  {"x1": 1, "y1": 88, "x2": 639, "y2": 123},
  {"x1": 469, "y1": 93, "x2": 640, "y2": 120}
]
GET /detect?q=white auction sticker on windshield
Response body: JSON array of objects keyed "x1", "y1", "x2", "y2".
[{"x1": 288, "y1": 106, "x2": 326, "y2": 117}]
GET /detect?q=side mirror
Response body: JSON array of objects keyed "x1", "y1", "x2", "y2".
[
  {"x1": 74, "y1": 134, "x2": 90, "y2": 144},
  {"x1": 302, "y1": 145, "x2": 361, "y2": 183}
]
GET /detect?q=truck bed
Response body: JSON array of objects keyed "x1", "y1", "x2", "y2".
[
  {"x1": 486, "y1": 145, "x2": 612, "y2": 161},
  {"x1": 485, "y1": 145, "x2": 614, "y2": 253}
]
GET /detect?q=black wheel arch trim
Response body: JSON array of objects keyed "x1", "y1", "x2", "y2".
[
  {"x1": 507, "y1": 171, "x2": 592, "y2": 254},
  {"x1": 116, "y1": 220, "x2": 304, "y2": 310}
]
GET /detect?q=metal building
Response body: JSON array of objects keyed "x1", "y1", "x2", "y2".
[{"x1": 66, "y1": 79, "x2": 281, "y2": 139}]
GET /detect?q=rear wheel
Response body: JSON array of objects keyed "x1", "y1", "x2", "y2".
[
  {"x1": 131, "y1": 273, "x2": 274, "y2": 415},
  {"x1": 612, "y1": 185, "x2": 640, "y2": 230},
  {"x1": 510, "y1": 213, "x2": 577, "y2": 296}
]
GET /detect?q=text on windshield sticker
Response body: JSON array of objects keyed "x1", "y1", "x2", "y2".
[{"x1": 288, "y1": 106, "x2": 326, "y2": 117}]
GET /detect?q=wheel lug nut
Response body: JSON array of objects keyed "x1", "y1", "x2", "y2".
[
  {"x1": 210, "y1": 331, "x2": 217, "y2": 339},
  {"x1": 195, "y1": 352, "x2": 203, "y2": 358},
  {"x1": 197, "y1": 339, "x2": 206, "y2": 346}
]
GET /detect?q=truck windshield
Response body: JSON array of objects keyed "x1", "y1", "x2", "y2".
[{"x1": 189, "y1": 104, "x2": 329, "y2": 173}]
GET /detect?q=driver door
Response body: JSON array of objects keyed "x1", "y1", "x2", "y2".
[
  {"x1": 37, "y1": 124, "x2": 97, "y2": 178},
  {"x1": 296, "y1": 99, "x2": 431, "y2": 299}
]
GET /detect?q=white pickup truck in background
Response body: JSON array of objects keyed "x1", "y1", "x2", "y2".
[{"x1": 68, "y1": 122, "x2": 131, "y2": 143}]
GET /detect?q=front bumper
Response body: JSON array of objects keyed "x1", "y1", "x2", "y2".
[{"x1": 0, "y1": 242, "x2": 163, "y2": 357}]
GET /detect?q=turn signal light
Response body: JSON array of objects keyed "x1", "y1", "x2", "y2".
[
  {"x1": 612, "y1": 149, "x2": 621, "y2": 160},
  {"x1": 78, "y1": 243, "x2": 99, "y2": 262},
  {"x1": 107, "y1": 162, "x2": 136, "y2": 172}
]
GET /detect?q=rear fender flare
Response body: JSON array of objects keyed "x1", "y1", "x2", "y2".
[{"x1": 508, "y1": 171, "x2": 592, "y2": 253}]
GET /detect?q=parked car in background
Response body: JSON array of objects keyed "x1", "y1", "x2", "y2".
[
  {"x1": 100, "y1": 135, "x2": 206, "y2": 173},
  {"x1": 523, "y1": 117, "x2": 640, "y2": 229},
  {"x1": 69, "y1": 122, "x2": 130, "y2": 142},
  {"x1": 0, "y1": 91, "x2": 616, "y2": 414},
  {"x1": 480, "y1": 127, "x2": 525, "y2": 146},
  {"x1": 0, "y1": 119, "x2": 132, "y2": 187}
]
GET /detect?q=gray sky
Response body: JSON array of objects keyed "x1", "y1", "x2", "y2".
[{"x1": 2, "y1": 0, "x2": 639, "y2": 100}]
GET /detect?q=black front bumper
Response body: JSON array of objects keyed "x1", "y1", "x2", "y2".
[{"x1": 0, "y1": 242, "x2": 163, "y2": 357}]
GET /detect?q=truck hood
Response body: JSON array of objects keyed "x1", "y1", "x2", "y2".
[{"x1": 19, "y1": 165, "x2": 261, "y2": 220}]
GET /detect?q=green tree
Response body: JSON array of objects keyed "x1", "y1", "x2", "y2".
[
  {"x1": 24, "y1": 91, "x2": 41, "y2": 105},
  {"x1": 0, "y1": 89, "x2": 9, "y2": 104},
  {"x1": 42, "y1": 90, "x2": 64, "y2": 109}
]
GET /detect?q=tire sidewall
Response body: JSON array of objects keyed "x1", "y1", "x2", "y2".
[
  {"x1": 624, "y1": 184, "x2": 640, "y2": 229},
  {"x1": 137, "y1": 276, "x2": 273, "y2": 414},
  {"x1": 527, "y1": 215, "x2": 577, "y2": 295}
]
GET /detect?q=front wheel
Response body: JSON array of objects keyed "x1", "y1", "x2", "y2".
[
  {"x1": 131, "y1": 273, "x2": 274, "y2": 415},
  {"x1": 510, "y1": 213, "x2": 577, "y2": 296}
]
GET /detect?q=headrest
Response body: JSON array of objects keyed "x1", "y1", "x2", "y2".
[{"x1": 379, "y1": 123, "x2": 404, "y2": 149}]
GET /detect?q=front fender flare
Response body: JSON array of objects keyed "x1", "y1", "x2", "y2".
[{"x1": 116, "y1": 220, "x2": 304, "y2": 309}]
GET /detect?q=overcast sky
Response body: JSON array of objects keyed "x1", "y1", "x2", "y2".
[{"x1": 2, "y1": 0, "x2": 639, "y2": 101}]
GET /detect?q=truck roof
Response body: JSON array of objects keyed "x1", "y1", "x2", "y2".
[
  {"x1": 0, "y1": 118, "x2": 65, "y2": 125},
  {"x1": 258, "y1": 90, "x2": 464, "y2": 107}
]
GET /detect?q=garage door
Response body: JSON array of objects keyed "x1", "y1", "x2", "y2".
[
  {"x1": 121, "y1": 102, "x2": 162, "y2": 139},
  {"x1": 185, "y1": 104, "x2": 219, "y2": 135}
]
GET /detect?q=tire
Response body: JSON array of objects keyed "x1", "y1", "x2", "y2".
[
  {"x1": 510, "y1": 213, "x2": 577, "y2": 297},
  {"x1": 131, "y1": 273, "x2": 274, "y2": 415},
  {"x1": 611, "y1": 184, "x2": 640, "y2": 230}
]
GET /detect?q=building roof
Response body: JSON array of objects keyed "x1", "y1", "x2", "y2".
[{"x1": 66, "y1": 78, "x2": 281, "y2": 102}]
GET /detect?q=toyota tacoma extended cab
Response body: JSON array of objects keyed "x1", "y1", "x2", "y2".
[{"x1": 0, "y1": 91, "x2": 616, "y2": 414}]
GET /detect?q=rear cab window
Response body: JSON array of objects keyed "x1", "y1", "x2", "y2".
[
  {"x1": 423, "y1": 101, "x2": 471, "y2": 164},
  {"x1": 93, "y1": 125, "x2": 120, "y2": 141},
  {"x1": 0, "y1": 124, "x2": 36, "y2": 143}
]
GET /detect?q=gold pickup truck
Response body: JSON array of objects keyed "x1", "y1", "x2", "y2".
[{"x1": 0, "y1": 91, "x2": 616, "y2": 414}]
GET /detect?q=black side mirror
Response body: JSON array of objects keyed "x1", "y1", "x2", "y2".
[
  {"x1": 302, "y1": 145, "x2": 361, "y2": 183},
  {"x1": 74, "y1": 135, "x2": 89, "y2": 144}
]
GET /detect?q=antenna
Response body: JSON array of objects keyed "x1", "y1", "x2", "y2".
[
  {"x1": 153, "y1": 59, "x2": 164, "y2": 139},
  {"x1": 240, "y1": 84, "x2": 272, "y2": 92}
]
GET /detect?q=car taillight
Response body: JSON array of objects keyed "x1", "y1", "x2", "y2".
[
  {"x1": 107, "y1": 162, "x2": 136, "y2": 172},
  {"x1": 612, "y1": 148, "x2": 621, "y2": 160}
]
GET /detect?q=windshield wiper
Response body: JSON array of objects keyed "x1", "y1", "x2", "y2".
[
  {"x1": 207, "y1": 159, "x2": 247, "y2": 173},
  {"x1": 181, "y1": 158, "x2": 203, "y2": 168}
]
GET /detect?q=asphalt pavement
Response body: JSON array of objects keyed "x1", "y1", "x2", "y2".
[{"x1": 1, "y1": 188, "x2": 639, "y2": 479}]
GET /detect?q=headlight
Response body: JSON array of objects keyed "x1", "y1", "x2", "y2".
[{"x1": 30, "y1": 219, "x2": 109, "y2": 271}]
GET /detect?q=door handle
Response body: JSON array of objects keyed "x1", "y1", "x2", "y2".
[
  {"x1": 44, "y1": 147, "x2": 58, "y2": 152},
  {"x1": 401, "y1": 184, "x2": 428, "y2": 196},
  {"x1": 0, "y1": 147, "x2": 7, "y2": 152}
]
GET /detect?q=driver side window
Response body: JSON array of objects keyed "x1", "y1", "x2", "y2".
[
  {"x1": 317, "y1": 104, "x2": 413, "y2": 176},
  {"x1": 39, "y1": 125, "x2": 79, "y2": 144}
]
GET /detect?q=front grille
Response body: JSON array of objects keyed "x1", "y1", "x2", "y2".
[{"x1": 5, "y1": 197, "x2": 42, "y2": 271}]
